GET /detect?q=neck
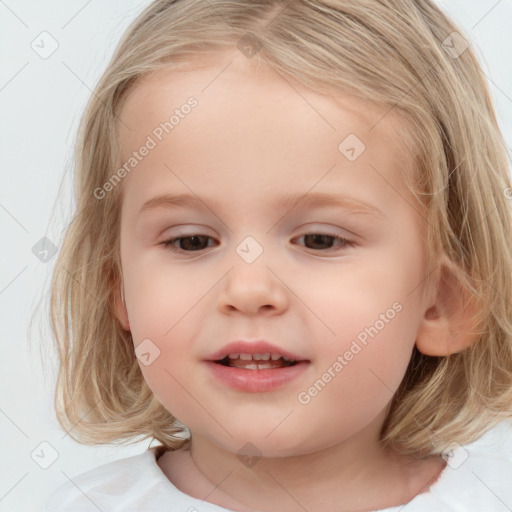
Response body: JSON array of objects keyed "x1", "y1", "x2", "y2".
[{"x1": 180, "y1": 420, "x2": 440, "y2": 512}]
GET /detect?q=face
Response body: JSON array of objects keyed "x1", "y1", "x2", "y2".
[{"x1": 114, "y1": 51, "x2": 432, "y2": 458}]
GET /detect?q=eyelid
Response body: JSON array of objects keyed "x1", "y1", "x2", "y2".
[
  {"x1": 158, "y1": 224, "x2": 214, "y2": 239},
  {"x1": 159, "y1": 226, "x2": 358, "y2": 255},
  {"x1": 158, "y1": 223, "x2": 356, "y2": 242}
]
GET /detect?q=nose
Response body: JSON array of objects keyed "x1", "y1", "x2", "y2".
[{"x1": 217, "y1": 257, "x2": 289, "y2": 316}]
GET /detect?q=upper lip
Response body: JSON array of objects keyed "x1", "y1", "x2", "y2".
[{"x1": 205, "y1": 340, "x2": 306, "y2": 362}]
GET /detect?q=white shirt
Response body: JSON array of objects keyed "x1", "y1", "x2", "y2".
[{"x1": 43, "y1": 443, "x2": 512, "y2": 511}]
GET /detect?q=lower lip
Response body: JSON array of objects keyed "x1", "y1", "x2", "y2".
[{"x1": 205, "y1": 361, "x2": 309, "y2": 393}]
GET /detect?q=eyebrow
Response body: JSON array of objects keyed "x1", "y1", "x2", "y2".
[{"x1": 138, "y1": 191, "x2": 385, "y2": 219}]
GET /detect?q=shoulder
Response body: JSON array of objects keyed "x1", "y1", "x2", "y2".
[
  {"x1": 42, "y1": 447, "x2": 172, "y2": 512},
  {"x1": 42, "y1": 446, "x2": 232, "y2": 512},
  {"x1": 380, "y1": 445, "x2": 512, "y2": 512},
  {"x1": 432, "y1": 445, "x2": 512, "y2": 507}
]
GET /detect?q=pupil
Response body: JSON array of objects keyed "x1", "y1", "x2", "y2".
[
  {"x1": 182, "y1": 235, "x2": 206, "y2": 251},
  {"x1": 306, "y1": 234, "x2": 331, "y2": 250}
]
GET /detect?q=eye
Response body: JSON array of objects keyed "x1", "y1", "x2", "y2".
[
  {"x1": 294, "y1": 233, "x2": 356, "y2": 252},
  {"x1": 161, "y1": 235, "x2": 216, "y2": 253},
  {"x1": 160, "y1": 232, "x2": 356, "y2": 254}
]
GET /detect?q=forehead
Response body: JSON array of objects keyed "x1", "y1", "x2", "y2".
[
  {"x1": 116, "y1": 52, "x2": 417, "y2": 214},
  {"x1": 119, "y1": 52, "x2": 411, "y2": 145}
]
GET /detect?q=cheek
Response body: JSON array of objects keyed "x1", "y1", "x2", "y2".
[
  {"x1": 298, "y1": 248, "x2": 423, "y2": 413},
  {"x1": 123, "y1": 263, "x2": 210, "y2": 413},
  {"x1": 124, "y1": 258, "x2": 200, "y2": 340},
  {"x1": 137, "y1": 358, "x2": 194, "y2": 423},
  {"x1": 292, "y1": 308, "x2": 417, "y2": 454},
  {"x1": 306, "y1": 249, "x2": 422, "y2": 354},
  {"x1": 119, "y1": 220, "x2": 427, "y2": 451}
]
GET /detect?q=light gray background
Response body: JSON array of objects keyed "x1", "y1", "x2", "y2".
[{"x1": 1, "y1": 1, "x2": 512, "y2": 511}]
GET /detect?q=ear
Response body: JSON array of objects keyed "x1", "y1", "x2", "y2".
[
  {"x1": 112, "y1": 282, "x2": 131, "y2": 332},
  {"x1": 416, "y1": 255, "x2": 481, "y2": 356}
]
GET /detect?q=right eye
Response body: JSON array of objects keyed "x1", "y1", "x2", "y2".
[{"x1": 161, "y1": 235, "x2": 217, "y2": 253}]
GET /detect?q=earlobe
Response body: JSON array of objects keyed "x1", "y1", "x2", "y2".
[
  {"x1": 112, "y1": 284, "x2": 131, "y2": 332},
  {"x1": 416, "y1": 255, "x2": 481, "y2": 356}
]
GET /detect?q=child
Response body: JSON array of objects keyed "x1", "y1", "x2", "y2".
[{"x1": 45, "y1": 0, "x2": 512, "y2": 510}]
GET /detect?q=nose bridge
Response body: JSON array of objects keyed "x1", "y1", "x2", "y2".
[{"x1": 218, "y1": 234, "x2": 288, "y2": 315}]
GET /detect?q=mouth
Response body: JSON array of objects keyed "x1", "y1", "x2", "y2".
[
  {"x1": 214, "y1": 353, "x2": 298, "y2": 370},
  {"x1": 205, "y1": 340, "x2": 309, "y2": 391}
]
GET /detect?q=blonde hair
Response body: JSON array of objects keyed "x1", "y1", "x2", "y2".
[{"x1": 50, "y1": 0, "x2": 512, "y2": 457}]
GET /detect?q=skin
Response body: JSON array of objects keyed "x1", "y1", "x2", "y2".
[{"x1": 113, "y1": 50, "x2": 477, "y2": 512}]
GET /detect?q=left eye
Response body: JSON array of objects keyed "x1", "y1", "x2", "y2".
[
  {"x1": 294, "y1": 233, "x2": 356, "y2": 251},
  {"x1": 160, "y1": 233, "x2": 356, "y2": 254}
]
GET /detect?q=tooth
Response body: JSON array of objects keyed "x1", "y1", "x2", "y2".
[
  {"x1": 245, "y1": 363, "x2": 259, "y2": 370},
  {"x1": 228, "y1": 353, "x2": 239, "y2": 359},
  {"x1": 282, "y1": 356, "x2": 291, "y2": 362},
  {"x1": 253, "y1": 353, "x2": 271, "y2": 360},
  {"x1": 270, "y1": 354, "x2": 281, "y2": 360},
  {"x1": 239, "y1": 353, "x2": 252, "y2": 360}
]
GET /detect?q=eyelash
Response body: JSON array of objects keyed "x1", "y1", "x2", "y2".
[{"x1": 160, "y1": 233, "x2": 357, "y2": 254}]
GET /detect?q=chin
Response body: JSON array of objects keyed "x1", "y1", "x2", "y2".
[{"x1": 198, "y1": 424, "x2": 323, "y2": 459}]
